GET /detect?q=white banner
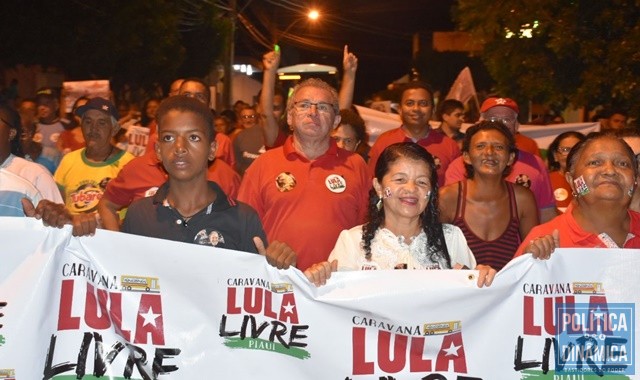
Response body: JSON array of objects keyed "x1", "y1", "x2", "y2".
[
  {"x1": 355, "y1": 105, "x2": 599, "y2": 151},
  {"x1": 0, "y1": 218, "x2": 638, "y2": 379},
  {"x1": 123, "y1": 126, "x2": 150, "y2": 157},
  {"x1": 62, "y1": 80, "x2": 111, "y2": 113}
]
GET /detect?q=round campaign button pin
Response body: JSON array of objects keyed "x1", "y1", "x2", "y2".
[
  {"x1": 325, "y1": 174, "x2": 346, "y2": 193},
  {"x1": 554, "y1": 188, "x2": 569, "y2": 202},
  {"x1": 275, "y1": 172, "x2": 296, "y2": 192}
]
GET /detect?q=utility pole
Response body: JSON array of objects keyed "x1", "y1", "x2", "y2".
[{"x1": 222, "y1": 0, "x2": 236, "y2": 110}]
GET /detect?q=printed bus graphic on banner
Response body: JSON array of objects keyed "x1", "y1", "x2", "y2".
[
  {"x1": 120, "y1": 275, "x2": 160, "y2": 292},
  {"x1": 270, "y1": 282, "x2": 293, "y2": 293},
  {"x1": 572, "y1": 281, "x2": 604, "y2": 295},
  {"x1": 423, "y1": 320, "x2": 461, "y2": 335},
  {"x1": 0, "y1": 369, "x2": 15, "y2": 380}
]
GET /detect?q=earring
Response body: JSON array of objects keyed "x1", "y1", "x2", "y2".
[
  {"x1": 629, "y1": 188, "x2": 635, "y2": 197},
  {"x1": 376, "y1": 196, "x2": 383, "y2": 211},
  {"x1": 425, "y1": 191, "x2": 431, "y2": 200}
]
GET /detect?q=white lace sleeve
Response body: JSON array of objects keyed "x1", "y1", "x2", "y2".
[
  {"x1": 442, "y1": 224, "x2": 477, "y2": 269},
  {"x1": 328, "y1": 225, "x2": 365, "y2": 271}
]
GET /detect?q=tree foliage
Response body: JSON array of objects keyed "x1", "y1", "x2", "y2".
[
  {"x1": 454, "y1": 0, "x2": 640, "y2": 117},
  {"x1": 0, "y1": 0, "x2": 228, "y2": 94}
]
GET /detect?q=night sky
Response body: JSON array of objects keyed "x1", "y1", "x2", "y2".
[{"x1": 237, "y1": 0, "x2": 456, "y2": 102}]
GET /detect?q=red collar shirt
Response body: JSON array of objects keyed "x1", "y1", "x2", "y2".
[
  {"x1": 238, "y1": 137, "x2": 370, "y2": 271},
  {"x1": 368, "y1": 127, "x2": 460, "y2": 187}
]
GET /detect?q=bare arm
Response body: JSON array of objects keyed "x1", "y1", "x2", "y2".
[
  {"x1": 520, "y1": 229, "x2": 559, "y2": 260},
  {"x1": 260, "y1": 50, "x2": 281, "y2": 147},
  {"x1": 22, "y1": 198, "x2": 98, "y2": 236},
  {"x1": 539, "y1": 207, "x2": 559, "y2": 224},
  {"x1": 253, "y1": 237, "x2": 297, "y2": 270},
  {"x1": 514, "y1": 185, "x2": 540, "y2": 240},
  {"x1": 437, "y1": 182, "x2": 459, "y2": 223},
  {"x1": 97, "y1": 197, "x2": 124, "y2": 231},
  {"x1": 338, "y1": 45, "x2": 358, "y2": 110}
]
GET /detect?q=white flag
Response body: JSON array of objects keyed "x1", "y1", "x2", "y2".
[{"x1": 445, "y1": 67, "x2": 477, "y2": 104}]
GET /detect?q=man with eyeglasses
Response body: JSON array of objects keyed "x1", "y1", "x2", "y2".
[
  {"x1": 480, "y1": 98, "x2": 540, "y2": 157},
  {"x1": 367, "y1": 81, "x2": 461, "y2": 187},
  {"x1": 444, "y1": 97, "x2": 557, "y2": 223},
  {"x1": 237, "y1": 78, "x2": 369, "y2": 271}
]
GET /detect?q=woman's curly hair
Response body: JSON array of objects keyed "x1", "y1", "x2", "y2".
[{"x1": 362, "y1": 142, "x2": 451, "y2": 268}]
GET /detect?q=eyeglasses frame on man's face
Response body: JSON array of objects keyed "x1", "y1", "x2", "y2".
[
  {"x1": 487, "y1": 116, "x2": 516, "y2": 126},
  {"x1": 293, "y1": 101, "x2": 335, "y2": 114}
]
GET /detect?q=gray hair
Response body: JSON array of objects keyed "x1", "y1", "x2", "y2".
[
  {"x1": 286, "y1": 78, "x2": 339, "y2": 114},
  {"x1": 110, "y1": 115, "x2": 121, "y2": 131}
]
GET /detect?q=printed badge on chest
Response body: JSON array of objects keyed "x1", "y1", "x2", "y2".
[
  {"x1": 325, "y1": 174, "x2": 346, "y2": 193},
  {"x1": 275, "y1": 172, "x2": 296, "y2": 192}
]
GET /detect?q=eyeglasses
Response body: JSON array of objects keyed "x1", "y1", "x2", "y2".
[
  {"x1": 488, "y1": 116, "x2": 516, "y2": 125},
  {"x1": 556, "y1": 146, "x2": 573, "y2": 155},
  {"x1": 241, "y1": 114, "x2": 257, "y2": 120},
  {"x1": 293, "y1": 101, "x2": 335, "y2": 114}
]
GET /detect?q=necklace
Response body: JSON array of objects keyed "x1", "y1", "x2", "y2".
[{"x1": 162, "y1": 198, "x2": 207, "y2": 227}]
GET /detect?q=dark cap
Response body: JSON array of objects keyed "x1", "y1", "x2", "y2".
[
  {"x1": 75, "y1": 97, "x2": 120, "y2": 120},
  {"x1": 35, "y1": 87, "x2": 59, "y2": 103}
]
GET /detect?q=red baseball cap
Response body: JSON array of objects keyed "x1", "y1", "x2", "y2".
[{"x1": 480, "y1": 97, "x2": 519, "y2": 114}]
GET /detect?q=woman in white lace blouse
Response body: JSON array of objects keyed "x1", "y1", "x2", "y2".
[{"x1": 304, "y1": 142, "x2": 496, "y2": 287}]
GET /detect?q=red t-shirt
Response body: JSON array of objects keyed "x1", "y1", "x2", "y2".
[
  {"x1": 515, "y1": 206, "x2": 640, "y2": 256},
  {"x1": 368, "y1": 127, "x2": 460, "y2": 187},
  {"x1": 516, "y1": 133, "x2": 540, "y2": 157},
  {"x1": 104, "y1": 149, "x2": 241, "y2": 207},
  {"x1": 549, "y1": 170, "x2": 573, "y2": 212},
  {"x1": 238, "y1": 136, "x2": 370, "y2": 271},
  {"x1": 215, "y1": 133, "x2": 236, "y2": 169}
]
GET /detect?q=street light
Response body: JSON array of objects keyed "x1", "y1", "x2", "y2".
[
  {"x1": 308, "y1": 9, "x2": 319, "y2": 21},
  {"x1": 275, "y1": 9, "x2": 320, "y2": 44}
]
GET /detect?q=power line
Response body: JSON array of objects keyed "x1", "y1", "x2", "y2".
[{"x1": 265, "y1": 0, "x2": 410, "y2": 39}]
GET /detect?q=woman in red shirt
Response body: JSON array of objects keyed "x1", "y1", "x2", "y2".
[
  {"x1": 546, "y1": 131, "x2": 585, "y2": 212},
  {"x1": 516, "y1": 132, "x2": 640, "y2": 257}
]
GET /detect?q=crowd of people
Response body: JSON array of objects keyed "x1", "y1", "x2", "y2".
[{"x1": 3, "y1": 46, "x2": 639, "y2": 288}]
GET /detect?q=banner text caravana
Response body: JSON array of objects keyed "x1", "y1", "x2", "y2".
[
  {"x1": 219, "y1": 278, "x2": 310, "y2": 358},
  {"x1": 42, "y1": 261, "x2": 181, "y2": 380},
  {"x1": 515, "y1": 280, "x2": 635, "y2": 378}
]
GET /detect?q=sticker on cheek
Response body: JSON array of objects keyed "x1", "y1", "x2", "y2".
[
  {"x1": 383, "y1": 187, "x2": 392, "y2": 199},
  {"x1": 573, "y1": 175, "x2": 590, "y2": 196}
]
